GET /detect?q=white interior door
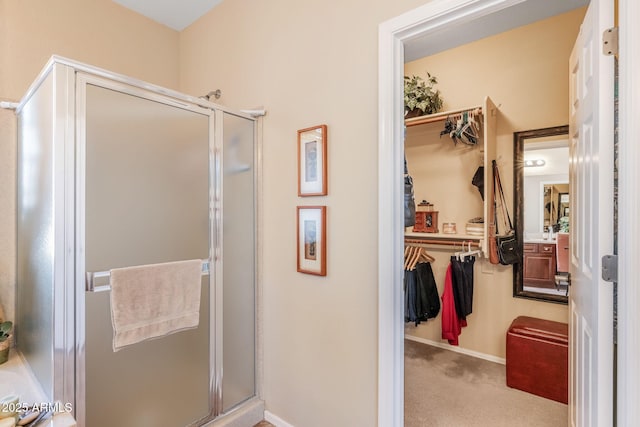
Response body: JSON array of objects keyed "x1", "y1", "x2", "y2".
[{"x1": 568, "y1": 0, "x2": 614, "y2": 426}]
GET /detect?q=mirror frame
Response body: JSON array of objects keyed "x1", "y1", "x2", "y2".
[{"x1": 513, "y1": 125, "x2": 569, "y2": 304}]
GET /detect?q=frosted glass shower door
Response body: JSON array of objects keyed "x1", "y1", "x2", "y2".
[
  {"x1": 81, "y1": 82, "x2": 212, "y2": 426},
  {"x1": 220, "y1": 112, "x2": 256, "y2": 412}
]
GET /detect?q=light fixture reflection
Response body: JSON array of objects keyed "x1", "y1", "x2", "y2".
[{"x1": 524, "y1": 159, "x2": 546, "y2": 167}]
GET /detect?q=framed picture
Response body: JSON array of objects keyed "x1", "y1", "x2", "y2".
[
  {"x1": 296, "y1": 206, "x2": 327, "y2": 276},
  {"x1": 298, "y1": 124, "x2": 327, "y2": 196}
]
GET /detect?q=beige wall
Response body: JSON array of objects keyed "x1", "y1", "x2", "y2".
[
  {"x1": 179, "y1": 1, "x2": 430, "y2": 426},
  {"x1": 179, "y1": 2, "x2": 587, "y2": 426},
  {"x1": 0, "y1": 2, "x2": 587, "y2": 427},
  {"x1": 0, "y1": 0, "x2": 179, "y2": 322},
  {"x1": 402, "y1": 9, "x2": 586, "y2": 356}
]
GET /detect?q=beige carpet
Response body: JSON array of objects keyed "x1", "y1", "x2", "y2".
[{"x1": 405, "y1": 339, "x2": 567, "y2": 427}]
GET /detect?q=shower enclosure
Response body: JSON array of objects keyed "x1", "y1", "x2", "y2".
[{"x1": 16, "y1": 57, "x2": 261, "y2": 426}]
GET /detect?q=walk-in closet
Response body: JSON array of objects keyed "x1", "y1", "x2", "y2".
[
  {"x1": 403, "y1": 93, "x2": 499, "y2": 344},
  {"x1": 403, "y1": 98, "x2": 496, "y2": 341},
  {"x1": 401, "y1": 5, "x2": 587, "y2": 425}
]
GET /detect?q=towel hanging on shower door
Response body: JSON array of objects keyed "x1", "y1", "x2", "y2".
[{"x1": 110, "y1": 259, "x2": 203, "y2": 351}]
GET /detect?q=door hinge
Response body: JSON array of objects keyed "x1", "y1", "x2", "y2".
[
  {"x1": 603, "y1": 27, "x2": 618, "y2": 56},
  {"x1": 602, "y1": 254, "x2": 618, "y2": 282}
]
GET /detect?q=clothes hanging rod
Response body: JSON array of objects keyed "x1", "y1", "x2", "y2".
[
  {"x1": 404, "y1": 106, "x2": 483, "y2": 127},
  {"x1": 85, "y1": 260, "x2": 210, "y2": 293},
  {"x1": 404, "y1": 237, "x2": 481, "y2": 248}
]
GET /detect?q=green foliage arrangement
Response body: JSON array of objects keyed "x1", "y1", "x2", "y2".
[
  {"x1": 558, "y1": 216, "x2": 569, "y2": 233},
  {"x1": 0, "y1": 321, "x2": 12, "y2": 343},
  {"x1": 404, "y1": 72, "x2": 444, "y2": 117}
]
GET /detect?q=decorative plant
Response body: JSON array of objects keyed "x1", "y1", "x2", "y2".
[
  {"x1": 404, "y1": 72, "x2": 444, "y2": 117},
  {"x1": 558, "y1": 216, "x2": 569, "y2": 233},
  {"x1": 0, "y1": 321, "x2": 12, "y2": 343}
]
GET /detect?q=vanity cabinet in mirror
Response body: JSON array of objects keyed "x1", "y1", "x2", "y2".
[{"x1": 514, "y1": 125, "x2": 569, "y2": 304}]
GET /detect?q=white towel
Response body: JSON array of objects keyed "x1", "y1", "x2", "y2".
[{"x1": 110, "y1": 259, "x2": 203, "y2": 351}]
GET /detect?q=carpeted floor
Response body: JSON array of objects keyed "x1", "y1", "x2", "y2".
[
  {"x1": 405, "y1": 339, "x2": 567, "y2": 427},
  {"x1": 253, "y1": 340, "x2": 566, "y2": 426}
]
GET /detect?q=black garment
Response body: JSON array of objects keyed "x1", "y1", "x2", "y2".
[
  {"x1": 450, "y1": 256, "x2": 475, "y2": 321},
  {"x1": 404, "y1": 269, "x2": 418, "y2": 324},
  {"x1": 404, "y1": 262, "x2": 440, "y2": 326},
  {"x1": 405, "y1": 156, "x2": 416, "y2": 227},
  {"x1": 415, "y1": 262, "x2": 440, "y2": 321},
  {"x1": 472, "y1": 166, "x2": 484, "y2": 201}
]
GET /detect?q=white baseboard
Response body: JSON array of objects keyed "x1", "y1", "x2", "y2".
[
  {"x1": 405, "y1": 334, "x2": 506, "y2": 365},
  {"x1": 264, "y1": 411, "x2": 295, "y2": 427}
]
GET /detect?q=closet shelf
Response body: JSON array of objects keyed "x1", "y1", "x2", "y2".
[
  {"x1": 404, "y1": 232, "x2": 482, "y2": 247},
  {"x1": 404, "y1": 96, "x2": 497, "y2": 258},
  {"x1": 404, "y1": 105, "x2": 483, "y2": 127}
]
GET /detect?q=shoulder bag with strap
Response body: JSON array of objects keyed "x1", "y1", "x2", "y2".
[{"x1": 492, "y1": 160, "x2": 520, "y2": 265}]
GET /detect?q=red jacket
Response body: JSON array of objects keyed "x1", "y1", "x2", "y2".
[{"x1": 441, "y1": 264, "x2": 467, "y2": 345}]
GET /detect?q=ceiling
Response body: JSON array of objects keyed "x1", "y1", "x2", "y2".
[
  {"x1": 111, "y1": 0, "x2": 223, "y2": 31},
  {"x1": 404, "y1": 0, "x2": 589, "y2": 62},
  {"x1": 111, "y1": 0, "x2": 589, "y2": 57}
]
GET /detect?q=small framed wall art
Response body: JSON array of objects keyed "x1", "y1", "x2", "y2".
[
  {"x1": 296, "y1": 206, "x2": 327, "y2": 276},
  {"x1": 297, "y1": 124, "x2": 327, "y2": 196}
]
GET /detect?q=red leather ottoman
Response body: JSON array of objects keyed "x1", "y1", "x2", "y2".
[{"x1": 506, "y1": 316, "x2": 568, "y2": 404}]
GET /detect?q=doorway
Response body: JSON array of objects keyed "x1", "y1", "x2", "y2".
[
  {"x1": 375, "y1": 0, "x2": 638, "y2": 425},
  {"x1": 401, "y1": 7, "x2": 582, "y2": 424}
]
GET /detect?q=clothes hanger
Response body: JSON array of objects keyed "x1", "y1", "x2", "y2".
[
  {"x1": 440, "y1": 116, "x2": 456, "y2": 138},
  {"x1": 454, "y1": 113, "x2": 466, "y2": 139},
  {"x1": 461, "y1": 241, "x2": 470, "y2": 260},
  {"x1": 460, "y1": 241, "x2": 482, "y2": 259},
  {"x1": 404, "y1": 246, "x2": 414, "y2": 270},
  {"x1": 460, "y1": 112, "x2": 478, "y2": 145},
  {"x1": 418, "y1": 247, "x2": 436, "y2": 263},
  {"x1": 409, "y1": 246, "x2": 420, "y2": 270},
  {"x1": 403, "y1": 245, "x2": 413, "y2": 270},
  {"x1": 405, "y1": 245, "x2": 419, "y2": 270},
  {"x1": 469, "y1": 108, "x2": 481, "y2": 136},
  {"x1": 454, "y1": 241, "x2": 465, "y2": 261},
  {"x1": 448, "y1": 111, "x2": 477, "y2": 146},
  {"x1": 408, "y1": 247, "x2": 422, "y2": 270}
]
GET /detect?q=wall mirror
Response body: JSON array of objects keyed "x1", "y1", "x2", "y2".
[{"x1": 514, "y1": 125, "x2": 569, "y2": 304}]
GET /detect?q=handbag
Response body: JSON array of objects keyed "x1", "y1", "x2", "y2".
[
  {"x1": 488, "y1": 224, "x2": 500, "y2": 265},
  {"x1": 488, "y1": 165, "x2": 500, "y2": 265},
  {"x1": 496, "y1": 233, "x2": 519, "y2": 265},
  {"x1": 492, "y1": 160, "x2": 520, "y2": 265},
  {"x1": 404, "y1": 155, "x2": 416, "y2": 227}
]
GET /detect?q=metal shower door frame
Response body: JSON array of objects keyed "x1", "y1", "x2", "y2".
[{"x1": 63, "y1": 59, "x2": 259, "y2": 426}]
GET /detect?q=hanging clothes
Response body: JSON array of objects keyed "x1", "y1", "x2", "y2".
[
  {"x1": 404, "y1": 155, "x2": 416, "y2": 227},
  {"x1": 415, "y1": 262, "x2": 440, "y2": 321},
  {"x1": 441, "y1": 263, "x2": 466, "y2": 346},
  {"x1": 472, "y1": 166, "x2": 484, "y2": 201},
  {"x1": 450, "y1": 255, "x2": 475, "y2": 321},
  {"x1": 404, "y1": 269, "x2": 418, "y2": 324},
  {"x1": 404, "y1": 261, "x2": 440, "y2": 326}
]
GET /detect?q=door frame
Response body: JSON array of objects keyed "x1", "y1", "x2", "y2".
[
  {"x1": 377, "y1": 0, "x2": 640, "y2": 425},
  {"x1": 616, "y1": 0, "x2": 640, "y2": 424}
]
